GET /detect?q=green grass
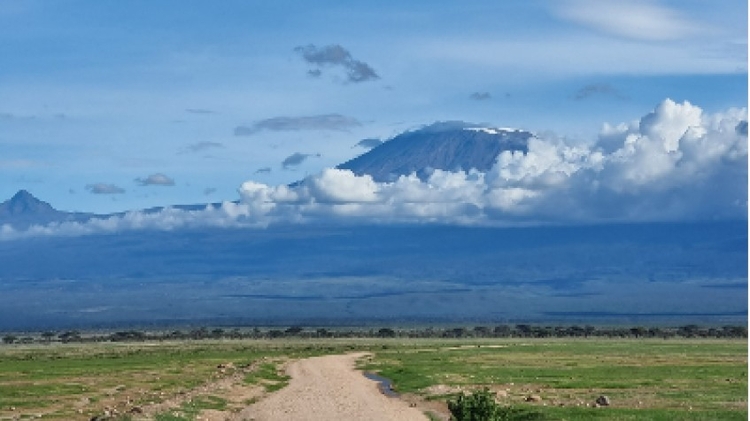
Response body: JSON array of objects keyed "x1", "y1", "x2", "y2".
[
  {"x1": 0, "y1": 338, "x2": 745, "y2": 420},
  {"x1": 244, "y1": 362, "x2": 291, "y2": 392},
  {"x1": 362, "y1": 339, "x2": 747, "y2": 420},
  {"x1": 0, "y1": 340, "x2": 365, "y2": 419}
]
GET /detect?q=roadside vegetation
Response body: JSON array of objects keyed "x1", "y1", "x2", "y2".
[{"x1": 0, "y1": 326, "x2": 745, "y2": 420}]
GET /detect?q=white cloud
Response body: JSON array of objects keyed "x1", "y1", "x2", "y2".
[
  {"x1": 85, "y1": 183, "x2": 125, "y2": 194},
  {"x1": 135, "y1": 173, "x2": 175, "y2": 186},
  {"x1": 555, "y1": 0, "x2": 700, "y2": 41},
  {"x1": 2, "y1": 99, "x2": 746, "y2": 240}
]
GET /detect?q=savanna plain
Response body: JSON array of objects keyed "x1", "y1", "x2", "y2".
[{"x1": 0, "y1": 332, "x2": 746, "y2": 421}]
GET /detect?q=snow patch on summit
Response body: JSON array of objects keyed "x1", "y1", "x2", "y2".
[{"x1": 464, "y1": 127, "x2": 523, "y2": 135}]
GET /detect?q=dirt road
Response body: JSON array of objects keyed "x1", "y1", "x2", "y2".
[{"x1": 235, "y1": 352, "x2": 429, "y2": 421}]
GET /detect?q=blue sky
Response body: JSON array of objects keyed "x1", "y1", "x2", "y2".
[{"x1": 0, "y1": 0, "x2": 747, "y2": 214}]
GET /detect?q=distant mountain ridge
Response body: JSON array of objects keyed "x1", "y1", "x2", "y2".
[
  {"x1": 337, "y1": 121, "x2": 531, "y2": 182},
  {"x1": 0, "y1": 190, "x2": 96, "y2": 229},
  {"x1": 2, "y1": 121, "x2": 533, "y2": 227}
]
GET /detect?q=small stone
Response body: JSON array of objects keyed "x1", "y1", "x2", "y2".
[
  {"x1": 595, "y1": 395, "x2": 610, "y2": 406},
  {"x1": 525, "y1": 394, "x2": 542, "y2": 402}
]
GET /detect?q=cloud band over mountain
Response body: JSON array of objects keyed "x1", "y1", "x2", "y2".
[{"x1": 1, "y1": 99, "x2": 746, "y2": 240}]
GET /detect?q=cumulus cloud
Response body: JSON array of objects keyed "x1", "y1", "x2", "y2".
[
  {"x1": 85, "y1": 183, "x2": 125, "y2": 194},
  {"x1": 354, "y1": 138, "x2": 383, "y2": 149},
  {"x1": 5, "y1": 99, "x2": 746, "y2": 240},
  {"x1": 294, "y1": 44, "x2": 379, "y2": 83},
  {"x1": 470, "y1": 92, "x2": 492, "y2": 101},
  {"x1": 555, "y1": 0, "x2": 699, "y2": 41},
  {"x1": 234, "y1": 114, "x2": 361, "y2": 136},
  {"x1": 135, "y1": 173, "x2": 175, "y2": 186},
  {"x1": 239, "y1": 100, "x2": 746, "y2": 224}
]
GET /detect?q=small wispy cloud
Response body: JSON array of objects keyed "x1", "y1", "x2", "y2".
[
  {"x1": 185, "y1": 108, "x2": 215, "y2": 115},
  {"x1": 574, "y1": 83, "x2": 627, "y2": 100},
  {"x1": 282, "y1": 153, "x2": 319, "y2": 169},
  {"x1": 184, "y1": 141, "x2": 224, "y2": 153},
  {"x1": 470, "y1": 92, "x2": 492, "y2": 101},
  {"x1": 203, "y1": 187, "x2": 217, "y2": 195},
  {"x1": 554, "y1": 0, "x2": 699, "y2": 41},
  {"x1": 0, "y1": 159, "x2": 45, "y2": 169},
  {"x1": 135, "y1": 173, "x2": 175, "y2": 186},
  {"x1": 294, "y1": 44, "x2": 379, "y2": 83},
  {"x1": 85, "y1": 183, "x2": 125, "y2": 195},
  {"x1": 255, "y1": 167, "x2": 272, "y2": 174},
  {"x1": 234, "y1": 114, "x2": 361, "y2": 136},
  {"x1": 354, "y1": 138, "x2": 383, "y2": 149}
]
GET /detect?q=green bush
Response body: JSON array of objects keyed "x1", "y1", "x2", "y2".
[{"x1": 448, "y1": 389, "x2": 543, "y2": 421}]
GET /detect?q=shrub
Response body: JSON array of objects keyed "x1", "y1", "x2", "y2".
[{"x1": 448, "y1": 388, "x2": 543, "y2": 421}]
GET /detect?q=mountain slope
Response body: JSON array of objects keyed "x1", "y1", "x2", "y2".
[
  {"x1": 0, "y1": 190, "x2": 57, "y2": 217},
  {"x1": 337, "y1": 121, "x2": 531, "y2": 182},
  {"x1": 0, "y1": 190, "x2": 94, "y2": 228}
]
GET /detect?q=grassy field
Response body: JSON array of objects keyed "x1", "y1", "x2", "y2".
[
  {"x1": 362, "y1": 339, "x2": 748, "y2": 420},
  {"x1": 0, "y1": 338, "x2": 745, "y2": 420}
]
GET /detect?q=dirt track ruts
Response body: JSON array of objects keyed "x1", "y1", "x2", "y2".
[{"x1": 235, "y1": 352, "x2": 428, "y2": 421}]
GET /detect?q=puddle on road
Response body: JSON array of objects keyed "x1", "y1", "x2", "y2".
[{"x1": 363, "y1": 372, "x2": 399, "y2": 397}]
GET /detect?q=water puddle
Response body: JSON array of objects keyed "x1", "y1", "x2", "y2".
[{"x1": 363, "y1": 372, "x2": 399, "y2": 397}]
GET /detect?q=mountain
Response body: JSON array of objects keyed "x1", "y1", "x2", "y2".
[
  {"x1": 0, "y1": 189, "x2": 56, "y2": 217},
  {"x1": 2, "y1": 121, "x2": 533, "y2": 228},
  {"x1": 0, "y1": 190, "x2": 94, "y2": 229},
  {"x1": 337, "y1": 121, "x2": 532, "y2": 182}
]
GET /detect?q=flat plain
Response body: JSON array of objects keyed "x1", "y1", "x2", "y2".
[{"x1": 0, "y1": 337, "x2": 746, "y2": 420}]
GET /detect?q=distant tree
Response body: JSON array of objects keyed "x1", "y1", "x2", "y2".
[
  {"x1": 722, "y1": 326, "x2": 748, "y2": 338},
  {"x1": 211, "y1": 328, "x2": 225, "y2": 338},
  {"x1": 41, "y1": 331, "x2": 56, "y2": 343},
  {"x1": 584, "y1": 325, "x2": 597, "y2": 338},
  {"x1": 2, "y1": 335, "x2": 17, "y2": 345},
  {"x1": 189, "y1": 327, "x2": 209, "y2": 340},
  {"x1": 58, "y1": 331, "x2": 81, "y2": 343},
  {"x1": 285, "y1": 326, "x2": 303, "y2": 336},
  {"x1": 268, "y1": 329, "x2": 284, "y2": 339},
  {"x1": 445, "y1": 328, "x2": 466, "y2": 338},
  {"x1": 110, "y1": 330, "x2": 145, "y2": 342},
  {"x1": 493, "y1": 325, "x2": 511, "y2": 337},
  {"x1": 678, "y1": 325, "x2": 701, "y2": 338},
  {"x1": 378, "y1": 328, "x2": 396, "y2": 338},
  {"x1": 515, "y1": 325, "x2": 532, "y2": 337},
  {"x1": 473, "y1": 326, "x2": 491, "y2": 337},
  {"x1": 630, "y1": 327, "x2": 647, "y2": 338}
]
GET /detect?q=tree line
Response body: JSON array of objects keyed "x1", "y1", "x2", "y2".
[{"x1": 1, "y1": 323, "x2": 746, "y2": 345}]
